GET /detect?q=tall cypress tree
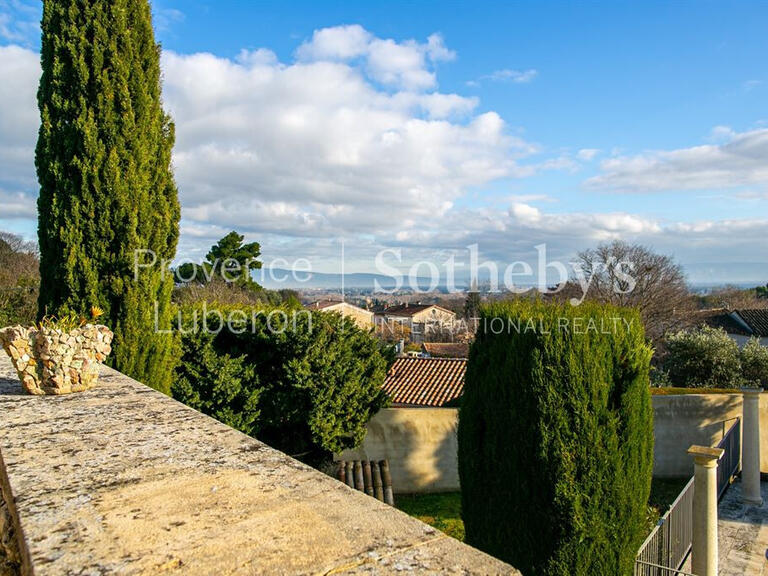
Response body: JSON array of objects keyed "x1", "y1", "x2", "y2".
[{"x1": 36, "y1": 0, "x2": 180, "y2": 393}]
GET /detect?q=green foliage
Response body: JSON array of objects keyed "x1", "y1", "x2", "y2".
[
  {"x1": 663, "y1": 326, "x2": 742, "y2": 388},
  {"x1": 36, "y1": 0, "x2": 180, "y2": 393},
  {"x1": 458, "y1": 300, "x2": 653, "y2": 576},
  {"x1": 0, "y1": 232, "x2": 39, "y2": 326},
  {"x1": 172, "y1": 330, "x2": 261, "y2": 436},
  {"x1": 206, "y1": 231, "x2": 262, "y2": 287},
  {"x1": 173, "y1": 304, "x2": 389, "y2": 460},
  {"x1": 756, "y1": 284, "x2": 768, "y2": 299},
  {"x1": 172, "y1": 231, "x2": 262, "y2": 289},
  {"x1": 741, "y1": 337, "x2": 768, "y2": 388}
]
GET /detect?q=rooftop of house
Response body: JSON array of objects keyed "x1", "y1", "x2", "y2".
[
  {"x1": 700, "y1": 308, "x2": 768, "y2": 337},
  {"x1": 383, "y1": 357, "x2": 466, "y2": 407},
  {"x1": 734, "y1": 309, "x2": 768, "y2": 337},
  {"x1": 305, "y1": 299, "x2": 369, "y2": 312},
  {"x1": 376, "y1": 304, "x2": 456, "y2": 318},
  {"x1": 0, "y1": 352, "x2": 515, "y2": 575},
  {"x1": 421, "y1": 342, "x2": 470, "y2": 359}
]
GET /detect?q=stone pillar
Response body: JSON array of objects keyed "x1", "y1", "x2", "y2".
[
  {"x1": 688, "y1": 445, "x2": 724, "y2": 576},
  {"x1": 741, "y1": 387, "x2": 763, "y2": 506}
]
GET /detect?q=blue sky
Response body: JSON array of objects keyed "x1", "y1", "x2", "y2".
[{"x1": 1, "y1": 0, "x2": 767, "y2": 284}]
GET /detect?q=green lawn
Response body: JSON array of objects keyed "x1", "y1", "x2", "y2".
[
  {"x1": 395, "y1": 477, "x2": 691, "y2": 543},
  {"x1": 396, "y1": 492, "x2": 464, "y2": 541}
]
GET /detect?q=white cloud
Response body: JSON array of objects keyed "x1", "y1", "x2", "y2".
[
  {"x1": 0, "y1": 25, "x2": 765, "y2": 279},
  {"x1": 297, "y1": 26, "x2": 454, "y2": 91},
  {"x1": 576, "y1": 148, "x2": 599, "y2": 161},
  {"x1": 0, "y1": 44, "x2": 38, "y2": 218},
  {"x1": 469, "y1": 68, "x2": 538, "y2": 87},
  {"x1": 153, "y1": 7, "x2": 185, "y2": 33},
  {"x1": 489, "y1": 69, "x2": 538, "y2": 83},
  {"x1": 296, "y1": 24, "x2": 372, "y2": 60},
  {"x1": 159, "y1": 39, "x2": 533, "y2": 241},
  {"x1": 0, "y1": 0, "x2": 39, "y2": 46},
  {"x1": 587, "y1": 128, "x2": 768, "y2": 192}
]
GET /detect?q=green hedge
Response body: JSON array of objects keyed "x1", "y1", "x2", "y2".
[
  {"x1": 458, "y1": 300, "x2": 653, "y2": 575},
  {"x1": 172, "y1": 304, "x2": 389, "y2": 461}
]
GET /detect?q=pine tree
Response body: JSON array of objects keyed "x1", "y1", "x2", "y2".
[{"x1": 36, "y1": 0, "x2": 180, "y2": 393}]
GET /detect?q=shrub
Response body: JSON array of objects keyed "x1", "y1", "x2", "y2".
[
  {"x1": 663, "y1": 326, "x2": 742, "y2": 388},
  {"x1": 741, "y1": 337, "x2": 768, "y2": 388},
  {"x1": 458, "y1": 300, "x2": 653, "y2": 575},
  {"x1": 172, "y1": 329, "x2": 261, "y2": 436},
  {"x1": 173, "y1": 304, "x2": 389, "y2": 461}
]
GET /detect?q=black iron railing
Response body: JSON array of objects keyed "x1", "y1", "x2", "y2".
[
  {"x1": 716, "y1": 419, "x2": 740, "y2": 499},
  {"x1": 634, "y1": 417, "x2": 741, "y2": 576}
]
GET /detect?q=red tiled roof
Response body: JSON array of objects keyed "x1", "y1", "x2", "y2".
[{"x1": 383, "y1": 357, "x2": 466, "y2": 407}]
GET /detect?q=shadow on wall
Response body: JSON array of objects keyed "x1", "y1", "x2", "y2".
[
  {"x1": 652, "y1": 393, "x2": 744, "y2": 478},
  {"x1": 339, "y1": 408, "x2": 459, "y2": 493},
  {"x1": 344, "y1": 393, "x2": 768, "y2": 492}
]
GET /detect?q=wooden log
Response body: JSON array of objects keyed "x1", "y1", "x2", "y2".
[
  {"x1": 354, "y1": 460, "x2": 364, "y2": 491},
  {"x1": 381, "y1": 459, "x2": 394, "y2": 506},
  {"x1": 363, "y1": 460, "x2": 374, "y2": 496},
  {"x1": 372, "y1": 460, "x2": 384, "y2": 501},
  {"x1": 345, "y1": 461, "x2": 355, "y2": 488}
]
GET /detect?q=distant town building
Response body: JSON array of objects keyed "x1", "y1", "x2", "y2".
[
  {"x1": 374, "y1": 304, "x2": 457, "y2": 344},
  {"x1": 306, "y1": 300, "x2": 374, "y2": 329}
]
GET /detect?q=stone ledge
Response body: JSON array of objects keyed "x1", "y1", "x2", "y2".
[{"x1": 0, "y1": 353, "x2": 517, "y2": 575}]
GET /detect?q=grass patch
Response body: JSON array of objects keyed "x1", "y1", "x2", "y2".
[
  {"x1": 646, "y1": 476, "x2": 691, "y2": 532},
  {"x1": 396, "y1": 492, "x2": 464, "y2": 541},
  {"x1": 396, "y1": 479, "x2": 691, "y2": 543}
]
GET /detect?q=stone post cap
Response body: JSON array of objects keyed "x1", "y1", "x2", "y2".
[
  {"x1": 688, "y1": 445, "x2": 725, "y2": 466},
  {"x1": 740, "y1": 387, "x2": 764, "y2": 395}
]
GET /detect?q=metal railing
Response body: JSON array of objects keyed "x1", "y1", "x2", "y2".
[
  {"x1": 634, "y1": 560, "x2": 697, "y2": 576},
  {"x1": 634, "y1": 417, "x2": 741, "y2": 576},
  {"x1": 635, "y1": 477, "x2": 695, "y2": 575},
  {"x1": 716, "y1": 419, "x2": 741, "y2": 500}
]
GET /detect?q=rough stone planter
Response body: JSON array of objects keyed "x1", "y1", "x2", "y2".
[{"x1": 0, "y1": 324, "x2": 113, "y2": 395}]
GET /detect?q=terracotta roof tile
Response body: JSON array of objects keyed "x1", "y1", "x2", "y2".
[{"x1": 383, "y1": 357, "x2": 466, "y2": 407}]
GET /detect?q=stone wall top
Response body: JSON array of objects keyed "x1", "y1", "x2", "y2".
[{"x1": 0, "y1": 352, "x2": 516, "y2": 575}]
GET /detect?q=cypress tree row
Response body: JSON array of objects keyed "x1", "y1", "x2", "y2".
[
  {"x1": 36, "y1": 0, "x2": 180, "y2": 393},
  {"x1": 458, "y1": 300, "x2": 654, "y2": 575}
]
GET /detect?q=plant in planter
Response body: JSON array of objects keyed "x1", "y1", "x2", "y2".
[{"x1": 0, "y1": 308, "x2": 113, "y2": 395}]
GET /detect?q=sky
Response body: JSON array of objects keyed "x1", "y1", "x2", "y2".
[{"x1": 1, "y1": 0, "x2": 767, "y2": 285}]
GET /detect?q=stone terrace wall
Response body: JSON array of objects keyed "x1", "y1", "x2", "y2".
[
  {"x1": 0, "y1": 352, "x2": 517, "y2": 575},
  {"x1": 340, "y1": 408, "x2": 460, "y2": 493},
  {"x1": 652, "y1": 392, "x2": 768, "y2": 477},
  {"x1": 342, "y1": 393, "x2": 768, "y2": 492}
]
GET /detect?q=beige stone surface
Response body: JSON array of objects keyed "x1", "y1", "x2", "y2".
[
  {"x1": 682, "y1": 480, "x2": 768, "y2": 575},
  {"x1": 0, "y1": 352, "x2": 517, "y2": 575}
]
